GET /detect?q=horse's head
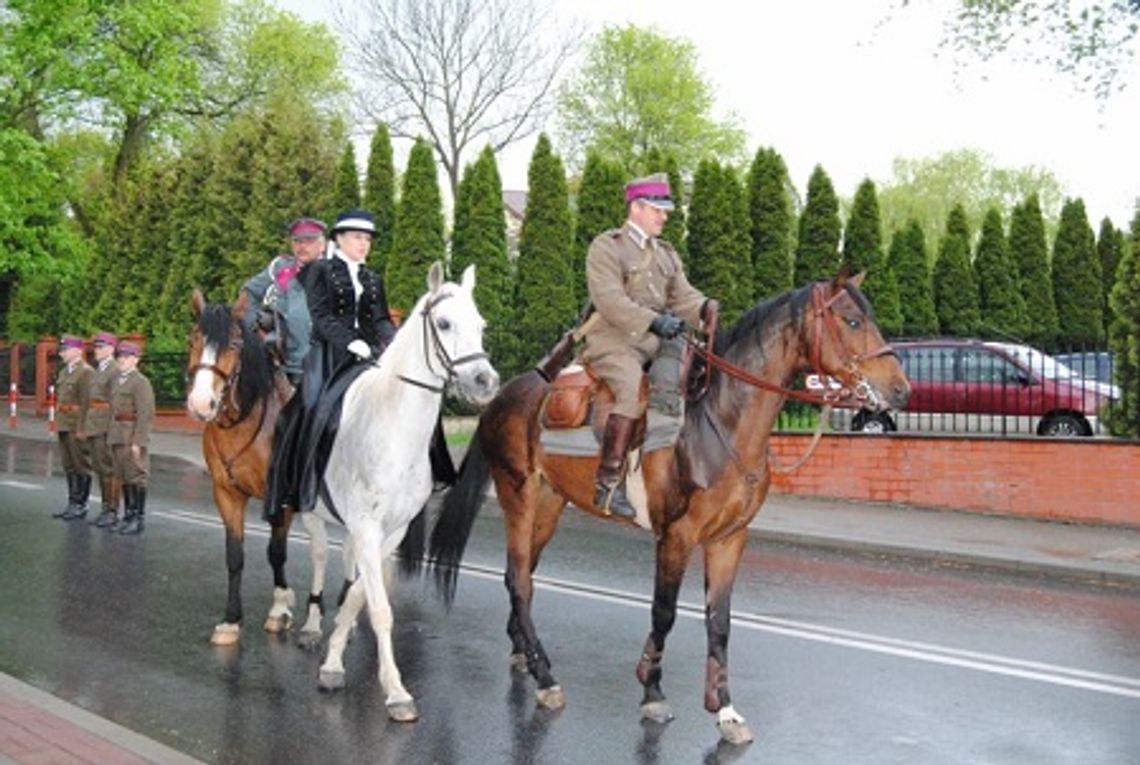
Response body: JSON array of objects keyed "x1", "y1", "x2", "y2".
[
  {"x1": 417, "y1": 262, "x2": 500, "y2": 406},
  {"x1": 186, "y1": 288, "x2": 249, "y2": 421},
  {"x1": 804, "y1": 271, "x2": 910, "y2": 411}
]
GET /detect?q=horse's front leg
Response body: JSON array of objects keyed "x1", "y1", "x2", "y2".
[
  {"x1": 637, "y1": 527, "x2": 695, "y2": 724},
  {"x1": 210, "y1": 487, "x2": 246, "y2": 646},
  {"x1": 297, "y1": 511, "x2": 329, "y2": 650},
  {"x1": 703, "y1": 528, "x2": 753, "y2": 746},
  {"x1": 264, "y1": 508, "x2": 295, "y2": 634}
]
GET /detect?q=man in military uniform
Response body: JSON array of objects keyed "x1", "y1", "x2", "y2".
[
  {"x1": 241, "y1": 217, "x2": 327, "y2": 386},
  {"x1": 581, "y1": 173, "x2": 717, "y2": 518},
  {"x1": 84, "y1": 332, "x2": 122, "y2": 529},
  {"x1": 52, "y1": 335, "x2": 95, "y2": 520},
  {"x1": 107, "y1": 341, "x2": 155, "y2": 535}
]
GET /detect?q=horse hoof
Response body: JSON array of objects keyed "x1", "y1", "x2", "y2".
[
  {"x1": 535, "y1": 685, "x2": 565, "y2": 710},
  {"x1": 640, "y1": 701, "x2": 674, "y2": 724},
  {"x1": 210, "y1": 623, "x2": 240, "y2": 646},
  {"x1": 717, "y1": 719, "x2": 755, "y2": 746},
  {"x1": 509, "y1": 653, "x2": 528, "y2": 674},
  {"x1": 263, "y1": 614, "x2": 292, "y2": 634},
  {"x1": 318, "y1": 669, "x2": 345, "y2": 692},
  {"x1": 387, "y1": 700, "x2": 419, "y2": 723},
  {"x1": 296, "y1": 630, "x2": 323, "y2": 652}
]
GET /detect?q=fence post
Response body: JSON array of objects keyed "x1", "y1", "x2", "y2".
[
  {"x1": 8, "y1": 382, "x2": 16, "y2": 429},
  {"x1": 47, "y1": 384, "x2": 56, "y2": 434}
]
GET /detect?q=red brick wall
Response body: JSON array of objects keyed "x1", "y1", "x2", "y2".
[{"x1": 769, "y1": 434, "x2": 1139, "y2": 527}]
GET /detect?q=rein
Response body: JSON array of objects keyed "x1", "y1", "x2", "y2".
[{"x1": 397, "y1": 291, "x2": 488, "y2": 393}]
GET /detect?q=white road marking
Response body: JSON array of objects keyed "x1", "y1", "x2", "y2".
[
  {"x1": 0, "y1": 479, "x2": 45, "y2": 490},
  {"x1": 153, "y1": 506, "x2": 1140, "y2": 701}
]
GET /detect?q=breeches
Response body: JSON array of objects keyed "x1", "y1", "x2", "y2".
[
  {"x1": 112, "y1": 444, "x2": 149, "y2": 486},
  {"x1": 89, "y1": 434, "x2": 115, "y2": 478},
  {"x1": 585, "y1": 350, "x2": 647, "y2": 419},
  {"x1": 57, "y1": 432, "x2": 91, "y2": 474}
]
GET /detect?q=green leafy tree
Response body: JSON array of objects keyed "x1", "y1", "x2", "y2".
[
  {"x1": 1096, "y1": 217, "x2": 1124, "y2": 337},
  {"x1": 1009, "y1": 193, "x2": 1059, "y2": 347},
  {"x1": 331, "y1": 142, "x2": 361, "y2": 218},
  {"x1": 1051, "y1": 198, "x2": 1103, "y2": 347},
  {"x1": 687, "y1": 160, "x2": 751, "y2": 323},
  {"x1": 363, "y1": 123, "x2": 396, "y2": 275},
  {"x1": 842, "y1": 178, "x2": 902, "y2": 334},
  {"x1": 794, "y1": 165, "x2": 841, "y2": 285},
  {"x1": 1106, "y1": 210, "x2": 1140, "y2": 436},
  {"x1": 933, "y1": 205, "x2": 980, "y2": 336},
  {"x1": 514, "y1": 134, "x2": 576, "y2": 369},
  {"x1": 450, "y1": 146, "x2": 514, "y2": 371},
  {"x1": 555, "y1": 24, "x2": 747, "y2": 175},
  {"x1": 573, "y1": 151, "x2": 626, "y2": 306},
  {"x1": 887, "y1": 220, "x2": 939, "y2": 336},
  {"x1": 973, "y1": 207, "x2": 1027, "y2": 338},
  {"x1": 387, "y1": 137, "x2": 446, "y2": 313},
  {"x1": 747, "y1": 146, "x2": 794, "y2": 300}
]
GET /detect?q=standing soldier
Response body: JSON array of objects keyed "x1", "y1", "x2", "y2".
[
  {"x1": 85, "y1": 332, "x2": 121, "y2": 529},
  {"x1": 52, "y1": 334, "x2": 95, "y2": 521},
  {"x1": 580, "y1": 173, "x2": 717, "y2": 519},
  {"x1": 107, "y1": 341, "x2": 155, "y2": 535}
]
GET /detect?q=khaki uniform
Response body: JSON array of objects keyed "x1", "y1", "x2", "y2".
[
  {"x1": 83, "y1": 358, "x2": 119, "y2": 499},
  {"x1": 55, "y1": 360, "x2": 94, "y2": 474},
  {"x1": 581, "y1": 223, "x2": 706, "y2": 418},
  {"x1": 108, "y1": 368, "x2": 155, "y2": 487}
]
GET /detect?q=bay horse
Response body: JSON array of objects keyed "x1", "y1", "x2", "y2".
[
  {"x1": 308, "y1": 262, "x2": 499, "y2": 722},
  {"x1": 428, "y1": 272, "x2": 910, "y2": 744},
  {"x1": 186, "y1": 289, "x2": 351, "y2": 648}
]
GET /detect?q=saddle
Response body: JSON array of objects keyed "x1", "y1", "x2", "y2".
[{"x1": 539, "y1": 364, "x2": 649, "y2": 443}]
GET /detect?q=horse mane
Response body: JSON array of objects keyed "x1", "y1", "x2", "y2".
[{"x1": 198, "y1": 301, "x2": 275, "y2": 421}]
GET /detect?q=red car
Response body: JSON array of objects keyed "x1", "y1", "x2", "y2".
[{"x1": 816, "y1": 339, "x2": 1119, "y2": 437}]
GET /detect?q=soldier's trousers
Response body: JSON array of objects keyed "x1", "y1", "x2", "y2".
[
  {"x1": 89, "y1": 433, "x2": 114, "y2": 480},
  {"x1": 111, "y1": 444, "x2": 149, "y2": 488},
  {"x1": 581, "y1": 349, "x2": 649, "y2": 419},
  {"x1": 57, "y1": 431, "x2": 92, "y2": 475}
]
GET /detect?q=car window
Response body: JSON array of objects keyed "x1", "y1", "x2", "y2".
[
  {"x1": 901, "y1": 346, "x2": 956, "y2": 381},
  {"x1": 959, "y1": 348, "x2": 1022, "y2": 383}
]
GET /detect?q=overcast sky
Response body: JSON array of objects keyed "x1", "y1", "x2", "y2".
[{"x1": 275, "y1": 0, "x2": 1140, "y2": 228}]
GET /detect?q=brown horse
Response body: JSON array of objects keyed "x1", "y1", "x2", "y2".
[
  {"x1": 429, "y1": 273, "x2": 910, "y2": 744},
  {"x1": 186, "y1": 289, "x2": 302, "y2": 646}
]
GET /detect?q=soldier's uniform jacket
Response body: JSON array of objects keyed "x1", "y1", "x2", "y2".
[
  {"x1": 81, "y1": 358, "x2": 117, "y2": 436},
  {"x1": 582, "y1": 222, "x2": 706, "y2": 362},
  {"x1": 107, "y1": 368, "x2": 155, "y2": 447},
  {"x1": 242, "y1": 254, "x2": 313, "y2": 376},
  {"x1": 55, "y1": 360, "x2": 94, "y2": 433}
]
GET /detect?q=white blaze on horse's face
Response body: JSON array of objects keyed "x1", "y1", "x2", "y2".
[
  {"x1": 186, "y1": 341, "x2": 223, "y2": 421},
  {"x1": 433, "y1": 264, "x2": 499, "y2": 406}
]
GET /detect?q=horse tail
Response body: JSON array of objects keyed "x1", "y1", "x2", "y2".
[
  {"x1": 396, "y1": 508, "x2": 426, "y2": 578},
  {"x1": 428, "y1": 434, "x2": 492, "y2": 605}
]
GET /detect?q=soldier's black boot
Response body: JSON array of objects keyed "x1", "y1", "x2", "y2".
[
  {"x1": 91, "y1": 477, "x2": 117, "y2": 527},
  {"x1": 53, "y1": 472, "x2": 78, "y2": 519},
  {"x1": 593, "y1": 414, "x2": 638, "y2": 519},
  {"x1": 115, "y1": 485, "x2": 137, "y2": 534},
  {"x1": 62, "y1": 473, "x2": 91, "y2": 520},
  {"x1": 119, "y1": 485, "x2": 145, "y2": 535}
]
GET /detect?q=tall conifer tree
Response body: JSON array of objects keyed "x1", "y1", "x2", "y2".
[
  {"x1": 1107, "y1": 210, "x2": 1140, "y2": 436},
  {"x1": 388, "y1": 138, "x2": 445, "y2": 313},
  {"x1": 574, "y1": 151, "x2": 625, "y2": 306},
  {"x1": 974, "y1": 207, "x2": 1027, "y2": 338},
  {"x1": 363, "y1": 123, "x2": 397, "y2": 275},
  {"x1": 933, "y1": 205, "x2": 980, "y2": 336},
  {"x1": 888, "y1": 220, "x2": 939, "y2": 336},
  {"x1": 1052, "y1": 198, "x2": 1103, "y2": 347},
  {"x1": 332, "y1": 142, "x2": 361, "y2": 216},
  {"x1": 687, "y1": 160, "x2": 751, "y2": 323},
  {"x1": 748, "y1": 146, "x2": 793, "y2": 300},
  {"x1": 1096, "y1": 217, "x2": 1124, "y2": 337},
  {"x1": 843, "y1": 178, "x2": 901, "y2": 334},
  {"x1": 515, "y1": 134, "x2": 576, "y2": 369},
  {"x1": 1008, "y1": 193, "x2": 1058, "y2": 347},
  {"x1": 795, "y1": 165, "x2": 841, "y2": 285}
]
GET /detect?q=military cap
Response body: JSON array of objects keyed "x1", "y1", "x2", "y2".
[
  {"x1": 625, "y1": 172, "x2": 674, "y2": 211},
  {"x1": 93, "y1": 331, "x2": 118, "y2": 347},
  {"x1": 59, "y1": 335, "x2": 84, "y2": 350},
  {"x1": 331, "y1": 209, "x2": 375, "y2": 236},
  {"x1": 117, "y1": 340, "x2": 142, "y2": 357},
  {"x1": 288, "y1": 217, "x2": 327, "y2": 239}
]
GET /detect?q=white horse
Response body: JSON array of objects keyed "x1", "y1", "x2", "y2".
[{"x1": 304, "y1": 261, "x2": 499, "y2": 722}]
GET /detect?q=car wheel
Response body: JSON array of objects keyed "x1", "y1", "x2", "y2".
[
  {"x1": 851, "y1": 410, "x2": 896, "y2": 434},
  {"x1": 1039, "y1": 413, "x2": 1090, "y2": 437}
]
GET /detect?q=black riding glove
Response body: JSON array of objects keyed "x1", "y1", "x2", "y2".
[{"x1": 648, "y1": 313, "x2": 684, "y2": 339}]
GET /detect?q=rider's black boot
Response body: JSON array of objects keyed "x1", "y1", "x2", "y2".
[{"x1": 593, "y1": 413, "x2": 638, "y2": 519}]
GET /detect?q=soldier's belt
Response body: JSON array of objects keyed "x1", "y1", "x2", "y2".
[
  {"x1": 89, "y1": 401, "x2": 110, "y2": 410},
  {"x1": 57, "y1": 403, "x2": 80, "y2": 413},
  {"x1": 113, "y1": 414, "x2": 138, "y2": 422}
]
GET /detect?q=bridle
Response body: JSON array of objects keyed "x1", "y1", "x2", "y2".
[
  {"x1": 187, "y1": 326, "x2": 246, "y2": 428},
  {"x1": 687, "y1": 282, "x2": 896, "y2": 406},
  {"x1": 397, "y1": 290, "x2": 489, "y2": 394}
]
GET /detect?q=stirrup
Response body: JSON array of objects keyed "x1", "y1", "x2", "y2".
[{"x1": 594, "y1": 481, "x2": 635, "y2": 519}]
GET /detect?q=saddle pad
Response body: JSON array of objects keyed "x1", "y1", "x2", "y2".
[{"x1": 538, "y1": 409, "x2": 683, "y2": 457}]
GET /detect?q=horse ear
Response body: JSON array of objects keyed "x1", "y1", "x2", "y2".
[
  {"x1": 461, "y1": 264, "x2": 476, "y2": 292},
  {"x1": 830, "y1": 265, "x2": 865, "y2": 293},
  {"x1": 849, "y1": 270, "x2": 866, "y2": 289},
  {"x1": 191, "y1": 288, "x2": 205, "y2": 318},
  {"x1": 233, "y1": 289, "x2": 249, "y2": 319},
  {"x1": 427, "y1": 260, "x2": 444, "y2": 293}
]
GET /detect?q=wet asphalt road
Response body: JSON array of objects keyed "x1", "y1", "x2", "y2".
[{"x1": 1, "y1": 434, "x2": 1139, "y2": 765}]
